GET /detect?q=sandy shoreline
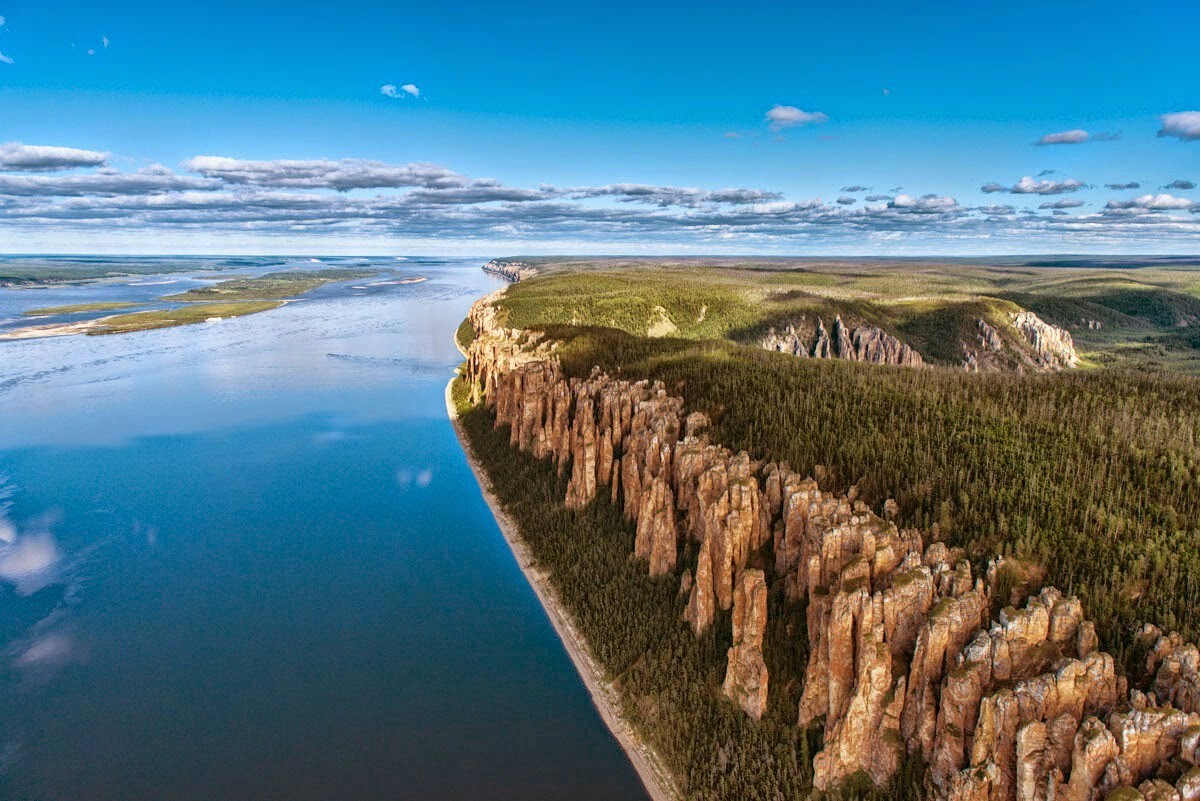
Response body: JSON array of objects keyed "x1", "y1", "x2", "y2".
[{"x1": 444, "y1": 360, "x2": 679, "y2": 801}]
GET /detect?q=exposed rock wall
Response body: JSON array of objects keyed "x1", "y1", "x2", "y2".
[
  {"x1": 1011, "y1": 310, "x2": 1079, "y2": 369},
  {"x1": 762, "y1": 315, "x2": 924, "y2": 367},
  {"x1": 462, "y1": 289, "x2": 1198, "y2": 801},
  {"x1": 482, "y1": 259, "x2": 537, "y2": 282},
  {"x1": 723, "y1": 569, "x2": 769, "y2": 719}
]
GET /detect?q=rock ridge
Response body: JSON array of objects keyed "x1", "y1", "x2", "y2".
[
  {"x1": 463, "y1": 289, "x2": 1196, "y2": 801},
  {"x1": 762, "y1": 315, "x2": 925, "y2": 367}
]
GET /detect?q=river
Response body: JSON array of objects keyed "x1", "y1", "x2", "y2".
[{"x1": 0, "y1": 258, "x2": 649, "y2": 801}]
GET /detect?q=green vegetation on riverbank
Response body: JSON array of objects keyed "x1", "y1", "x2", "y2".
[
  {"x1": 23, "y1": 301, "x2": 144, "y2": 316},
  {"x1": 164, "y1": 269, "x2": 374, "y2": 302},
  {"x1": 455, "y1": 318, "x2": 476, "y2": 352},
  {"x1": 90, "y1": 301, "x2": 284, "y2": 334}
]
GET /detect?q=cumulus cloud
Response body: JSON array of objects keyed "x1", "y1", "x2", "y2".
[
  {"x1": 1039, "y1": 199, "x2": 1085, "y2": 209},
  {"x1": 184, "y1": 156, "x2": 467, "y2": 190},
  {"x1": 0, "y1": 143, "x2": 110, "y2": 172},
  {"x1": 981, "y1": 176, "x2": 1086, "y2": 195},
  {"x1": 381, "y1": 83, "x2": 420, "y2": 99},
  {"x1": 3, "y1": 141, "x2": 1200, "y2": 249},
  {"x1": 1105, "y1": 194, "x2": 1198, "y2": 212},
  {"x1": 0, "y1": 165, "x2": 215, "y2": 196},
  {"x1": 564, "y1": 183, "x2": 782, "y2": 207},
  {"x1": 1106, "y1": 181, "x2": 1140, "y2": 190},
  {"x1": 888, "y1": 194, "x2": 959, "y2": 214},
  {"x1": 1164, "y1": 179, "x2": 1196, "y2": 190},
  {"x1": 1158, "y1": 112, "x2": 1200, "y2": 141},
  {"x1": 1036, "y1": 129, "x2": 1090, "y2": 145},
  {"x1": 0, "y1": 52, "x2": 11, "y2": 66},
  {"x1": 765, "y1": 105, "x2": 828, "y2": 132}
]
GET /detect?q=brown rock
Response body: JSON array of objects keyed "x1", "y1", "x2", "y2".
[{"x1": 722, "y1": 569, "x2": 769, "y2": 719}]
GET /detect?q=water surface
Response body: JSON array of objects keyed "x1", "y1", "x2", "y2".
[{"x1": 0, "y1": 259, "x2": 648, "y2": 801}]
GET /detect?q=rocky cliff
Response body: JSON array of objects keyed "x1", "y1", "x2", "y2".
[
  {"x1": 1010, "y1": 310, "x2": 1079, "y2": 369},
  {"x1": 482, "y1": 259, "x2": 537, "y2": 282},
  {"x1": 463, "y1": 288, "x2": 1197, "y2": 801},
  {"x1": 762, "y1": 315, "x2": 925, "y2": 367}
]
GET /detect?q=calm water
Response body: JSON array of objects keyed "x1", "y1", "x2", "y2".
[{"x1": 0, "y1": 259, "x2": 648, "y2": 801}]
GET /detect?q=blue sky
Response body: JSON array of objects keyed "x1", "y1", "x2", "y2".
[{"x1": 0, "y1": 0, "x2": 1197, "y2": 254}]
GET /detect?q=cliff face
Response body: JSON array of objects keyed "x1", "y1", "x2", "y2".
[
  {"x1": 963, "y1": 313, "x2": 1079, "y2": 372},
  {"x1": 1011, "y1": 311, "x2": 1079, "y2": 369},
  {"x1": 762, "y1": 315, "x2": 925, "y2": 367},
  {"x1": 482, "y1": 259, "x2": 537, "y2": 282},
  {"x1": 463, "y1": 289, "x2": 1198, "y2": 801}
]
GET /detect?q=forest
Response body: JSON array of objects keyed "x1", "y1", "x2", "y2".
[
  {"x1": 453, "y1": 378, "x2": 924, "y2": 800},
  {"x1": 456, "y1": 259, "x2": 1200, "y2": 799}
]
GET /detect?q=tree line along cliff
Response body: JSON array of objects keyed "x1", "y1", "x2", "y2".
[{"x1": 459, "y1": 287, "x2": 1200, "y2": 801}]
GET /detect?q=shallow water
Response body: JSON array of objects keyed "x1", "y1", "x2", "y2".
[{"x1": 0, "y1": 259, "x2": 648, "y2": 801}]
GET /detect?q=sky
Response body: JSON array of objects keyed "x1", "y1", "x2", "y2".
[{"x1": 0, "y1": 0, "x2": 1197, "y2": 255}]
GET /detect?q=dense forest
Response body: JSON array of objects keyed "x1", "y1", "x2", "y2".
[
  {"x1": 453, "y1": 379, "x2": 925, "y2": 800},
  {"x1": 457, "y1": 262, "x2": 1200, "y2": 799},
  {"x1": 534, "y1": 324, "x2": 1200, "y2": 660}
]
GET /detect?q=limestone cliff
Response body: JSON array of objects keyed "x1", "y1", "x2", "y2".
[
  {"x1": 482, "y1": 259, "x2": 537, "y2": 282},
  {"x1": 762, "y1": 315, "x2": 924, "y2": 367},
  {"x1": 462, "y1": 287, "x2": 1195, "y2": 801},
  {"x1": 1011, "y1": 310, "x2": 1079, "y2": 369}
]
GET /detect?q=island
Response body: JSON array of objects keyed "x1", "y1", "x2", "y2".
[{"x1": 1, "y1": 268, "x2": 387, "y2": 339}]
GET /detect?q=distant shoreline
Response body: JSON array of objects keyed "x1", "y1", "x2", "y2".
[{"x1": 444, "y1": 339, "x2": 678, "y2": 801}]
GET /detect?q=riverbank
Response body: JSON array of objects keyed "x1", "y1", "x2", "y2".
[{"x1": 443, "y1": 369, "x2": 680, "y2": 801}]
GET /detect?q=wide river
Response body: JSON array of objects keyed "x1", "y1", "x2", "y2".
[{"x1": 0, "y1": 259, "x2": 648, "y2": 801}]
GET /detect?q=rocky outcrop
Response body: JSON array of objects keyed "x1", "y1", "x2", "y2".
[
  {"x1": 1011, "y1": 310, "x2": 1078, "y2": 369},
  {"x1": 762, "y1": 315, "x2": 924, "y2": 367},
  {"x1": 723, "y1": 569, "x2": 769, "y2": 719},
  {"x1": 482, "y1": 259, "x2": 537, "y2": 282},
  {"x1": 463, "y1": 287, "x2": 1198, "y2": 801}
]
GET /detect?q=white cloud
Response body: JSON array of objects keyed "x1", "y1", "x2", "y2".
[
  {"x1": 0, "y1": 16, "x2": 6, "y2": 26},
  {"x1": 889, "y1": 194, "x2": 959, "y2": 214},
  {"x1": 1158, "y1": 112, "x2": 1200, "y2": 141},
  {"x1": 982, "y1": 176, "x2": 1086, "y2": 195},
  {"x1": 3, "y1": 142, "x2": 1200, "y2": 250},
  {"x1": 1039, "y1": 199, "x2": 1085, "y2": 209},
  {"x1": 0, "y1": 165, "x2": 213, "y2": 196},
  {"x1": 184, "y1": 156, "x2": 467, "y2": 190},
  {"x1": 1036, "y1": 129, "x2": 1090, "y2": 145},
  {"x1": 102, "y1": 35, "x2": 110, "y2": 49},
  {"x1": 0, "y1": 51, "x2": 12, "y2": 65},
  {"x1": 0, "y1": 142, "x2": 110, "y2": 171},
  {"x1": 381, "y1": 83, "x2": 420, "y2": 99},
  {"x1": 765, "y1": 104, "x2": 828, "y2": 132},
  {"x1": 1106, "y1": 194, "x2": 1198, "y2": 212}
]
